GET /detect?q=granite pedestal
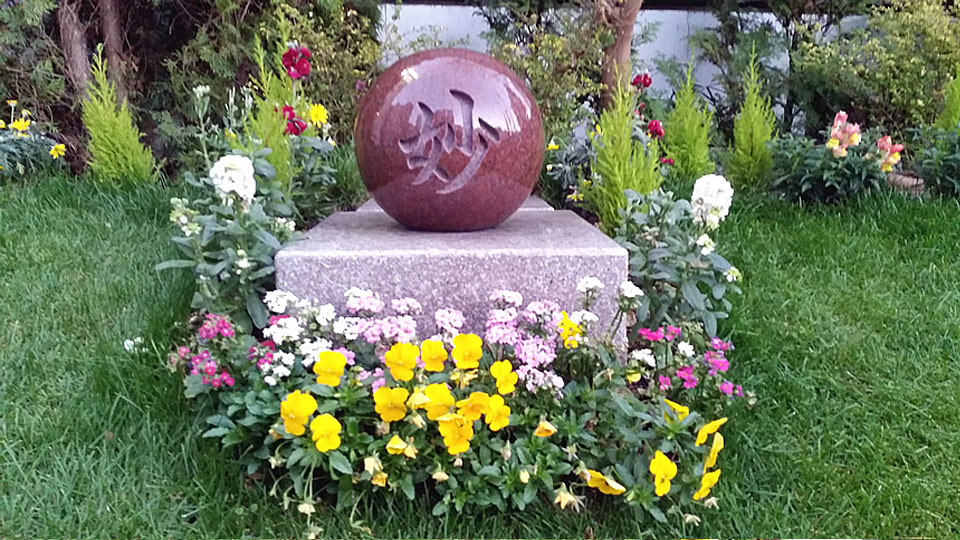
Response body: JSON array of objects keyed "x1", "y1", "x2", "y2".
[
  {"x1": 274, "y1": 208, "x2": 628, "y2": 336},
  {"x1": 356, "y1": 195, "x2": 555, "y2": 213}
]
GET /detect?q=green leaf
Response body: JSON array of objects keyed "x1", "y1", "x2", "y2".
[
  {"x1": 253, "y1": 229, "x2": 282, "y2": 250},
  {"x1": 154, "y1": 259, "x2": 195, "y2": 271},
  {"x1": 246, "y1": 292, "x2": 269, "y2": 329},
  {"x1": 476, "y1": 465, "x2": 499, "y2": 477},
  {"x1": 328, "y1": 451, "x2": 353, "y2": 475},
  {"x1": 431, "y1": 501, "x2": 448, "y2": 516},
  {"x1": 202, "y1": 426, "x2": 230, "y2": 438}
]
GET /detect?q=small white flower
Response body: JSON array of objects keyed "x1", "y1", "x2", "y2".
[
  {"x1": 630, "y1": 348, "x2": 657, "y2": 368},
  {"x1": 677, "y1": 341, "x2": 695, "y2": 358},
  {"x1": 570, "y1": 310, "x2": 599, "y2": 328},
  {"x1": 725, "y1": 266, "x2": 742, "y2": 283},
  {"x1": 264, "y1": 375, "x2": 277, "y2": 386},
  {"x1": 576, "y1": 276, "x2": 605, "y2": 294},
  {"x1": 236, "y1": 257, "x2": 250, "y2": 269},
  {"x1": 123, "y1": 339, "x2": 136, "y2": 352},
  {"x1": 333, "y1": 316, "x2": 363, "y2": 341},
  {"x1": 264, "y1": 290, "x2": 298, "y2": 314},
  {"x1": 298, "y1": 338, "x2": 332, "y2": 360},
  {"x1": 618, "y1": 281, "x2": 643, "y2": 299},
  {"x1": 273, "y1": 365, "x2": 291, "y2": 379},
  {"x1": 315, "y1": 304, "x2": 337, "y2": 326},
  {"x1": 275, "y1": 351, "x2": 295, "y2": 366},
  {"x1": 192, "y1": 84, "x2": 211, "y2": 99},
  {"x1": 297, "y1": 501, "x2": 316, "y2": 516},
  {"x1": 262, "y1": 316, "x2": 303, "y2": 345},
  {"x1": 696, "y1": 234, "x2": 715, "y2": 256},
  {"x1": 691, "y1": 174, "x2": 734, "y2": 229},
  {"x1": 209, "y1": 155, "x2": 256, "y2": 204}
]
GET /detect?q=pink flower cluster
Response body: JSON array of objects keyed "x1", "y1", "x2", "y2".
[
  {"x1": 188, "y1": 350, "x2": 235, "y2": 388},
  {"x1": 345, "y1": 289, "x2": 385, "y2": 316},
  {"x1": 484, "y1": 293, "x2": 565, "y2": 393},
  {"x1": 358, "y1": 315, "x2": 417, "y2": 344},
  {"x1": 719, "y1": 380, "x2": 743, "y2": 397},
  {"x1": 198, "y1": 314, "x2": 234, "y2": 340},
  {"x1": 248, "y1": 339, "x2": 277, "y2": 371},
  {"x1": 638, "y1": 325, "x2": 682, "y2": 342},
  {"x1": 826, "y1": 111, "x2": 862, "y2": 158},
  {"x1": 435, "y1": 308, "x2": 465, "y2": 337}
]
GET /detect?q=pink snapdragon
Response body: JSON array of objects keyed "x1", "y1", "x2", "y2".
[
  {"x1": 876, "y1": 135, "x2": 904, "y2": 172},
  {"x1": 826, "y1": 111, "x2": 861, "y2": 158}
]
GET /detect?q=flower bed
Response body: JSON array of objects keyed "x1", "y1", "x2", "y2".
[{"x1": 170, "y1": 279, "x2": 749, "y2": 531}]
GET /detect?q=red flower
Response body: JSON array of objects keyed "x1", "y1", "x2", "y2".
[
  {"x1": 631, "y1": 72, "x2": 653, "y2": 89},
  {"x1": 282, "y1": 46, "x2": 311, "y2": 80},
  {"x1": 285, "y1": 118, "x2": 307, "y2": 135},
  {"x1": 648, "y1": 119, "x2": 665, "y2": 139},
  {"x1": 660, "y1": 157, "x2": 674, "y2": 166},
  {"x1": 280, "y1": 105, "x2": 295, "y2": 120},
  {"x1": 638, "y1": 102, "x2": 646, "y2": 110}
]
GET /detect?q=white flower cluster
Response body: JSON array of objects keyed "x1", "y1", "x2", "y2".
[
  {"x1": 264, "y1": 290, "x2": 298, "y2": 314},
  {"x1": 629, "y1": 348, "x2": 657, "y2": 368},
  {"x1": 676, "y1": 341, "x2": 695, "y2": 358},
  {"x1": 696, "y1": 234, "x2": 715, "y2": 256},
  {"x1": 576, "y1": 276, "x2": 605, "y2": 295},
  {"x1": 209, "y1": 155, "x2": 257, "y2": 205},
  {"x1": 263, "y1": 316, "x2": 303, "y2": 345},
  {"x1": 262, "y1": 350, "x2": 295, "y2": 386},
  {"x1": 618, "y1": 281, "x2": 643, "y2": 299},
  {"x1": 123, "y1": 336, "x2": 144, "y2": 353},
  {"x1": 691, "y1": 174, "x2": 734, "y2": 230}
]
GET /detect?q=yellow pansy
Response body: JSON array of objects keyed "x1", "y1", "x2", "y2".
[
  {"x1": 553, "y1": 484, "x2": 583, "y2": 510},
  {"x1": 371, "y1": 471, "x2": 388, "y2": 487},
  {"x1": 557, "y1": 312, "x2": 582, "y2": 349},
  {"x1": 483, "y1": 394, "x2": 510, "y2": 431},
  {"x1": 696, "y1": 417, "x2": 728, "y2": 446},
  {"x1": 406, "y1": 386, "x2": 430, "y2": 409},
  {"x1": 313, "y1": 351, "x2": 347, "y2": 386},
  {"x1": 385, "y1": 434, "x2": 418, "y2": 458},
  {"x1": 449, "y1": 368, "x2": 478, "y2": 389},
  {"x1": 423, "y1": 383, "x2": 455, "y2": 420},
  {"x1": 384, "y1": 342, "x2": 419, "y2": 381},
  {"x1": 547, "y1": 139, "x2": 559, "y2": 151},
  {"x1": 437, "y1": 413, "x2": 473, "y2": 455},
  {"x1": 280, "y1": 390, "x2": 317, "y2": 436},
  {"x1": 0, "y1": 119, "x2": 5, "y2": 129},
  {"x1": 533, "y1": 419, "x2": 557, "y2": 438},
  {"x1": 451, "y1": 333, "x2": 483, "y2": 369},
  {"x1": 309, "y1": 103, "x2": 329, "y2": 126},
  {"x1": 664, "y1": 399, "x2": 689, "y2": 422},
  {"x1": 49, "y1": 144, "x2": 66, "y2": 160},
  {"x1": 582, "y1": 469, "x2": 625, "y2": 495},
  {"x1": 420, "y1": 339, "x2": 447, "y2": 371},
  {"x1": 693, "y1": 469, "x2": 721, "y2": 500},
  {"x1": 489, "y1": 359, "x2": 518, "y2": 394},
  {"x1": 455, "y1": 392, "x2": 490, "y2": 421},
  {"x1": 373, "y1": 386, "x2": 409, "y2": 422},
  {"x1": 432, "y1": 468, "x2": 449, "y2": 482},
  {"x1": 363, "y1": 456, "x2": 382, "y2": 475},
  {"x1": 310, "y1": 413, "x2": 341, "y2": 453},
  {"x1": 649, "y1": 450, "x2": 677, "y2": 497},
  {"x1": 705, "y1": 432, "x2": 724, "y2": 470}
]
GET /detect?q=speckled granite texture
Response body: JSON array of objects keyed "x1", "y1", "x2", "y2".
[
  {"x1": 275, "y1": 209, "x2": 627, "y2": 335},
  {"x1": 356, "y1": 195, "x2": 554, "y2": 213}
]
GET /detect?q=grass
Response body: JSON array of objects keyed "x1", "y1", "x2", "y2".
[{"x1": 1, "y1": 178, "x2": 958, "y2": 537}]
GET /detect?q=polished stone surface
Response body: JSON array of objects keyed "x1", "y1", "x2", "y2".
[
  {"x1": 354, "y1": 48, "x2": 544, "y2": 232},
  {"x1": 355, "y1": 195, "x2": 554, "y2": 213},
  {"x1": 275, "y1": 210, "x2": 627, "y2": 335}
]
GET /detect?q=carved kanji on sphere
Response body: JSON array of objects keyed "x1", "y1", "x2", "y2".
[{"x1": 355, "y1": 48, "x2": 544, "y2": 232}]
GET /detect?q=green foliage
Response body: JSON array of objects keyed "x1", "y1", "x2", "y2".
[
  {"x1": 292, "y1": 141, "x2": 368, "y2": 223},
  {"x1": 249, "y1": 42, "x2": 296, "y2": 191},
  {"x1": 934, "y1": 66, "x2": 960, "y2": 131},
  {"x1": 0, "y1": 0, "x2": 68, "y2": 124},
  {"x1": 795, "y1": 0, "x2": 960, "y2": 137},
  {"x1": 728, "y1": 47, "x2": 776, "y2": 190},
  {"x1": 909, "y1": 126, "x2": 960, "y2": 195},
  {"x1": 616, "y1": 189, "x2": 740, "y2": 337},
  {"x1": 770, "y1": 132, "x2": 888, "y2": 203},
  {"x1": 487, "y1": 11, "x2": 606, "y2": 140},
  {"x1": 81, "y1": 46, "x2": 157, "y2": 185},
  {"x1": 158, "y1": 152, "x2": 298, "y2": 330},
  {"x1": 664, "y1": 63, "x2": 715, "y2": 184},
  {"x1": 0, "y1": 130, "x2": 63, "y2": 181},
  {"x1": 584, "y1": 87, "x2": 662, "y2": 234}
]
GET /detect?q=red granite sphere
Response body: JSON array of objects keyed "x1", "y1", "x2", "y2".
[{"x1": 354, "y1": 48, "x2": 545, "y2": 232}]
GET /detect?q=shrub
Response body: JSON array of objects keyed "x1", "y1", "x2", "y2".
[
  {"x1": 910, "y1": 126, "x2": 960, "y2": 196},
  {"x1": 583, "y1": 86, "x2": 663, "y2": 233},
  {"x1": 795, "y1": 0, "x2": 960, "y2": 137},
  {"x1": 615, "y1": 177, "x2": 740, "y2": 338},
  {"x1": 934, "y1": 66, "x2": 960, "y2": 132},
  {"x1": 170, "y1": 282, "x2": 747, "y2": 532},
  {"x1": 727, "y1": 47, "x2": 776, "y2": 191},
  {"x1": 81, "y1": 45, "x2": 156, "y2": 185},
  {"x1": 771, "y1": 111, "x2": 903, "y2": 203},
  {"x1": 664, "y1": 63, "x2": 715, "y2": 185},
  {"x1": 292, "y1": 141, "x2": 368, "y2": 223}
]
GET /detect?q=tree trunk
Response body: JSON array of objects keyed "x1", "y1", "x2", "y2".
[
  {"x1": 58, "y1": 0, "x2": 91, "y2": 94},
  {"x1": 99, "y1": 0, "x2": 128, "y2": 103},
  {"x1": 596, "y1": 0, "x2": 644, "y2": 110}
]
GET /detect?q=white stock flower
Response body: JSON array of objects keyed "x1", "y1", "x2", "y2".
[
  {"x1": 272, "y1": 365, "x2": 291, "y2": 379},
  {"x1": 677, "y1": 341, "x2": 695, "y2": 358},
  {"x1": 576, "y1": 276, "x2": 605, "y2": 294},
  {"x1": 618, "y1": 281, "x2": 643, "y2": 299},
  {"x1": 696, "y1": 234, "x2": 715, "y2": 256},
  {"x1": 264, "y1": 375, "x2": 277, "y2": 386},
  {"x1": 275, "y1": 351, "x2": 295, "y2": 366},
  {"x1": 263, "y1": 316, "x2": 303, "y2": 345},
  {"x1": 570, "y1": 310, "x2": 599, "y2": 328},
  {"x1": 209, "y1": 155, "x2": 256, "y2": 203},
  {"x1": 691, "y1": 174, "x2": 734, "y2": 229},
  {"x1": 333, "y1": 316, "x2": 363, "y2": 341},
  {"x1": 298, "y1": 339, "x2": 332, "y2": 361},
  {"x1": 315, "y1": 304, "x2": 337, "y2": 326},
  {"x1": 630, "y1": 348, "x2": 657, "y2": 368}
]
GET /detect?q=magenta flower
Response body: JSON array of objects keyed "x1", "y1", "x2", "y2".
[
  {"x1": 719, "y1": 380, "x2": 734, "y2": 396},
  {"x1": 658, "y1": 375, "x2": 672, "y2": 391}
]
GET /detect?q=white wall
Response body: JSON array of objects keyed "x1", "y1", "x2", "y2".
[{"x1": 378, "y1": 5, "x2": 723, "y2": 94}]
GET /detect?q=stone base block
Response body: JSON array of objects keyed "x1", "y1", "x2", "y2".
[{"x1": 275, "y1": 209, "x2": 627, "y2": 336}]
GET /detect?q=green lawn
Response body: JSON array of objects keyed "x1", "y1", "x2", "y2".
[{"x1": 1, "y1": 178, "x2": 958, "y2": 537}]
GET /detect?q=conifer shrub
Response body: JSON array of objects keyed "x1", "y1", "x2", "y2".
[
  {"x1": 664, "y1": 63, "x2": 715, "y2": 185},
  {"x1": 728, "y1": 46, "x2": 776, "y2": 190}
]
